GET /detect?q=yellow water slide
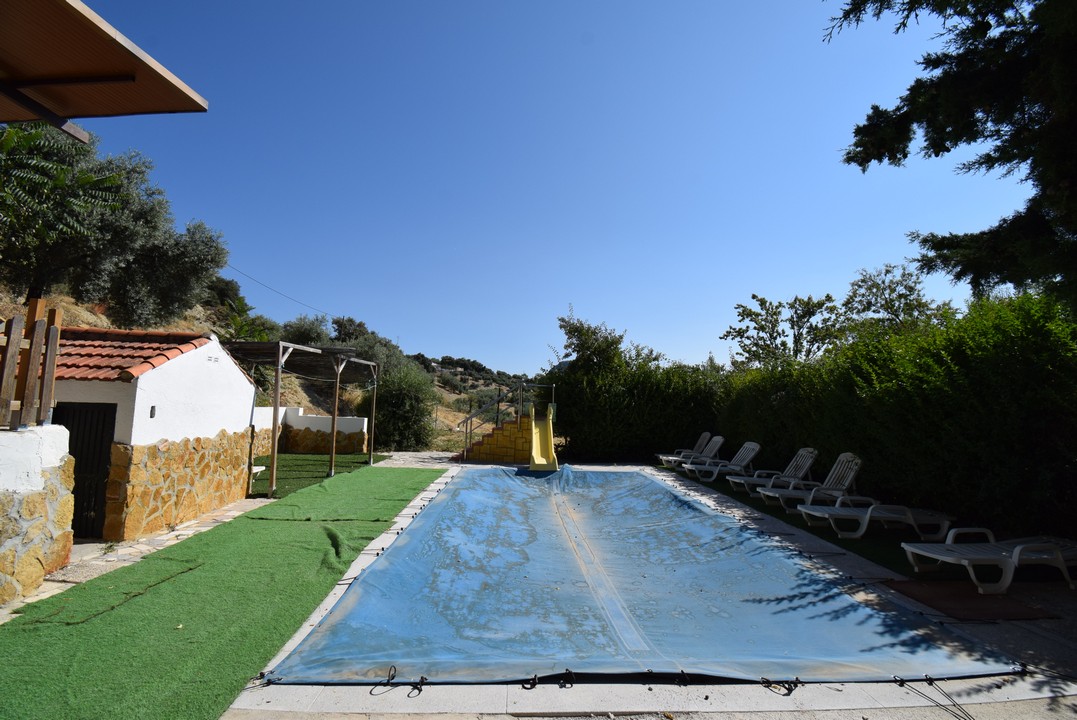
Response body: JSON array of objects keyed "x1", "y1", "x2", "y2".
[{"x1": 529, "y1": 403, "x2": 558, "y2": 471}]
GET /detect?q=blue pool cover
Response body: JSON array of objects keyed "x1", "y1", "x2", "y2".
[{"x1": 266, "y1": 466, "x2": 1012, "y2": 685}]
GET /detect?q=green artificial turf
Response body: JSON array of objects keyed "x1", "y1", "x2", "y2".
[
  {"x1": 248, "y1": 470, "x2": 433, "y2": 521},
  {"x1": 250, "y1": 452, "x2": 389, "y2": 498},
  {"x1": 0, "y1": 466, "x2": 444, "y2": 720}
]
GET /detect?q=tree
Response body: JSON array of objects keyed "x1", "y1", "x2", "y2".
[
  {"x1": 201, "y1": 276, "x2": 244, "y2": 313},
  {"x1": 841, "y1": 263, "x2": 955, "y2": 337},
  {"x1": 541, "y1": 312, "x2": 726, "y2": 461},
  {"x1": 91, "y1": 220, "x2": 228, "y2": 327},
  {"x1": 0, "y1": 123, "x2": 227, "y2": 325},
  {"x1": 70, "y1": 152, "x2": 227, "y2": 326},
  {"x1": 331, "y1": 315, "x2": 369, "y2": 343},
  {"x1": 552, "y1": 312, "x2": 634, "y2": 374},
  {"x1": 0, "y1": 123, "x2": 118, "y2": 298},
  {"x1": 409, "y1": 352, "x2": 436, "y2": 372},
  {"x1": 720, "y1": 293, "x2": 841, "y2": 369},
  {"x1": 828, "y1": 1, "x2": 1077, "y2": 306},
  {"x1": 280, "y1": 314, "x2": 330, "y2": 346},
  {"x1": 215, "y1": 297, "x2": 281, "y2": 342}
]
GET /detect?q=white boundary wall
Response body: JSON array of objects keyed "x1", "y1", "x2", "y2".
[{"x1": 252, "y1": 406, "x2": 367, "y2": 434}]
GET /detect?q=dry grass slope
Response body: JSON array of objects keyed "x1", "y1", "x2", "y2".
[{"x1": 1, "y1": 290, "x2": 509, "y2": 437}]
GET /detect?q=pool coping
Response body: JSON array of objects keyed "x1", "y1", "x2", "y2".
[{"x1": 224, "y1": 463, "x2": 1077, "y2": 719}]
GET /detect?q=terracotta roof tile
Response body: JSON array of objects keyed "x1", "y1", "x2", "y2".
[{"x1": 57, "y1": 327, "x2": 212, "y2": 382}]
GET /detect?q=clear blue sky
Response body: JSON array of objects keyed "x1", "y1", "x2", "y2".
[{"x1": 81, "y1": 1, "x2": 1031, "y2": 376}]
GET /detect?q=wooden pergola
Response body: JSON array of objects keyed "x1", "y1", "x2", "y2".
[
  {"x1": 0, "y1": 0, "x2": 208, "y2": 142},
  {"x1": 222, "y1": 341, "x2": 378, "y2": 496}
]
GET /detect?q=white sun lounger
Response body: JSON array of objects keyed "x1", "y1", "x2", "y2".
[
  {"x1": 655, "y1": 431, "x2": 710, "y2": 467},
  {"x1": 658, "y1": 435, "x2": 724, "y2": 470},
  {"x1": 682, "y1": 441, "x2": 760, "y2": 482},
  {"x1": 727, "y1": 447, "x2": 818, "y2": 497},
  {"x1": 902, "y1": 527, "x2": 1077, "y2": 595},
  {"x1": 798, "y1": 496, "x2": 954, "y2": 540},
  {"x1": 757, "y1": 452, "x2": 861, "y2": 513}
]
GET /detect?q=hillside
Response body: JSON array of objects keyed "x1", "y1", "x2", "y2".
[{"x1": 1, "y1": 291, "x2": 523, "y2": 448}]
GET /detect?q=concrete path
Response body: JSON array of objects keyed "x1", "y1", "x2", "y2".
[{"x1": 375, "y1": 450, "x2": 458, "y2": 468}]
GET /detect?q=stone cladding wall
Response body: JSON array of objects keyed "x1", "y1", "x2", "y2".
[
  {"x1": 0, "y1": 456, "x2": 75, "y2": 605},
  {"x1": 281, "y1": 426, "x2": 366, "y2": 455},
  {"x1": 466, "y1": 414, "x2": 532, "y2": 464},
  {"x1": 104, "y1": 428, "x2": 257, "y2": 541},
  {"x1": 251, "y1": 427, "x2": 275, "y2": 458}
]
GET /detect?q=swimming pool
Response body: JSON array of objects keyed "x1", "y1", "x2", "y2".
[{"x1": 266, "y1": 466, "x2": 1011, "y2": 685}]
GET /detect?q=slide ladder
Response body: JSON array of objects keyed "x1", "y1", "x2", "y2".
[{"x1": 529, "y1": 403, "x2": 558, "y2": 471}]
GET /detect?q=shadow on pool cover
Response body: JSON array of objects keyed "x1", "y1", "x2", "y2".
[{"x1": 266, "y1": 465, "x2": 1013, "y2": 685}]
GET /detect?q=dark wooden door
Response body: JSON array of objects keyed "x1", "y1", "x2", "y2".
[{"x1": 53, "y1": 402, "x2": 117, "y2": 538}]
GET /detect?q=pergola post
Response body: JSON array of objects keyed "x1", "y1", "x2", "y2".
[
  {"x1": 270, "y1": 345, "x2": 294, "y2": 497},
  {"x1": 327, "y1": 355, "x2": 345, "y2": 477},
  {"x1": 368, "y1": 365, "x2": 378, "y2": 466}
]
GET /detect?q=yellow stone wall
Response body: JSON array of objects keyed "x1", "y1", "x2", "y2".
[
  {"x1": 252, "y1": 426, "x2": 276, "y2": 458},
  {"x1": 281, "y1": 426, "x2": 366, "y2": 455},
  {"x1": 466, "y1": 415, "x2": 532, "y2": 464},
  {"x1": 104, "y1": 428, "x2": 259, "y2": 541},
  {"x1": 0, "y1": 455, "x2": 75, "y2": 606}
]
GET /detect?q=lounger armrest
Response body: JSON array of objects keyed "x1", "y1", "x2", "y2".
[
  {"x1": 751, "y1": 470, "x2": 781, "y2": 479},
  {"x1": 946, "y1": 527, "x2": 996, "y2": 544},
  {"x1": 804, "y1": 487, "x2": 845, "y2": 505},
  {"x1": 1012, "y1": 542, "x2": 1062, "y2": 565},
  {"x1": 747, "y1": 474, "x2": 798, "y2": 491},
  {"x1": 787, "y1": 479, "x2": 821, "y2": 491},
  {"x1": 835, "y1": 495, "x2": 876, "y2": 508}
]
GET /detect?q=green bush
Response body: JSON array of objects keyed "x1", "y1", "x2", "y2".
[
  {"x1": 539, "y1": 315, "x2": 727, "y2": 461},
  {"x1": 830, "y1": 295, "x2": 1077, "y2": 535},
  {"x1": 356, "y1": 360, "x2": 439, "y2": 451},
  {"x1": 545, "y1": 296, "x2": 1077, "y2": 536}
]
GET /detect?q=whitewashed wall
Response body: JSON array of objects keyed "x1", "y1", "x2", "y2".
[
  {"x1": 284, "y1": 407, "x2": 367, "y2": 434},
  {"x1": 127, "y1": 342, "x2": 254, "y2": 445},
  {"x1": 51, "y1": 378, "x2": 137, "y2": 444},
  {"x1": 251, "y1": 405, "x2": 290, "y2": 429},
  {"x1": 54, "y1": 340, "x2": 255, "y2": 445},
  {"x1": 0, "y1": 425, "x2": 69, "y2": 493}
]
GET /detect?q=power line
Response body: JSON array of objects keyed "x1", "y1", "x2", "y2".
[{"x1": 226, "y1": 263, "x2": 336, "y2": 318}]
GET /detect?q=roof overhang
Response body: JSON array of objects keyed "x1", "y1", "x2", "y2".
[{"x1": 0, "y1": 0, "x2": 208, "y2": 142}]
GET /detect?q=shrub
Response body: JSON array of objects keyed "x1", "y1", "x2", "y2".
[
  {"x1": 539, "y1": 314, "x2": 727, "y2": 461},
  {"x1": 545, "y1": 296, "x2": 1077, "y2": 535},
  {"x1": 356, "y1": 360, "x2": 439, "y2": 451}
]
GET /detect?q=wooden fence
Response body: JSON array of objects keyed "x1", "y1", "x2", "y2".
[{"x1": 0, "y1": 303, "x2": 62, "y2": 430}]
